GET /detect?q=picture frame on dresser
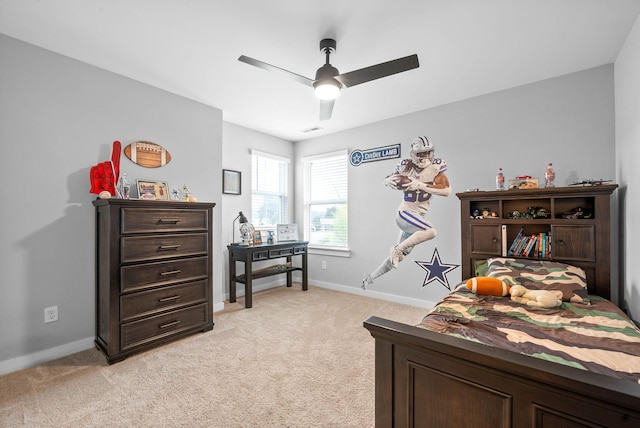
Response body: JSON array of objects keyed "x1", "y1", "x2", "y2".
[{"x1": 136, "y1": 179, "x2": 169, "y2": 200}]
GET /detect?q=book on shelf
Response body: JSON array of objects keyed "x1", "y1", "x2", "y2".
[
  {"x1": 515, "y1": 234, "x2": 530, "y2": 256},
  {"x1": 524, "y1": 234, "x2": 537, "y2": 257},
  {"x1": 501, "y1": 225, "x2": 507, "y2": 256},
  {"x1": 507, "y1": 227, "x2": 524, "y2": 256}
]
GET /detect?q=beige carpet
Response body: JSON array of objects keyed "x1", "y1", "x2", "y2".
[{"x1": 0, "y1": 286, "x2": 428, "y2": 427}]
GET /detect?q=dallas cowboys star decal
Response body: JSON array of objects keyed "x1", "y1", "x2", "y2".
[{"x1": 415, "y1": 247, "x2": 459, "y2": 290}]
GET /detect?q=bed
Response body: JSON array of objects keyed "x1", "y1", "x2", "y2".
[{"x1": 363, "y1": 257, "x2": 640, "y2": 427}]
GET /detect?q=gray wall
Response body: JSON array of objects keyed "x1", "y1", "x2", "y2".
[
  {"x1": 2, "y1": 24, "x2": 638, "y2": 372},
  {"x1": 221, "y1": 122, "x2": 295, "y2": 294},
  {"x1": 295, "y1": 65, "x2": 617, "y2": 307},
  {"x1": 0, "y1": 35, "x2": 223, "y2": 368},
  {"x1": 615, "y1": 15, "x2": 640, "y2": 321}
]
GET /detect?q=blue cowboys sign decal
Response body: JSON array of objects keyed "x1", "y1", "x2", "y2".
[{"x1": 350, "y1": 144, "x2": 401, "y2": 166}]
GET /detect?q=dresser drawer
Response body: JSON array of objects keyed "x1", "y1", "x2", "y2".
[
  {"x1": 121, "y1": 256, "x2": 208, "y2": 293},
  {"x1": 121, "y1": 208, "x2": 209, "y2": 234},
  {"x1": 120, "y1": 303, "x2": 208, "y2": 351},
  {"x1": 121, "y1": 233, "x2": 208, "y2": 263},
  {"x1": 120, "y1": 280, "x2": 208, "y2": 322}
]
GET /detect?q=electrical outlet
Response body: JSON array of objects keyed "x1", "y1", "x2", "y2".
[
  {"x1": 44, "y1": 306, "x2": 58, "y2": 323},
  {"x1": 321, "y1": 261, "x2": 327, "y2": 270}
]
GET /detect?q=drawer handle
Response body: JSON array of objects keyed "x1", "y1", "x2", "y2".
[
  {"x1": 159, "y1": 320, "x2": 180, "y2": 329},
  {"x1": 557, "y1": 239, "x2": 565, "y2": 245},
  {"x1": 160, "y1": 269, "x2": 182, "y2": 276},
  {"x1": 159, "y1": 295, "x2": 180, "y2": 302},
  {"x1": 159, "y1": 244, "x2": 181, "y2": 250},
  {"x1": 158, "y1": 219, "x2": 180, "y2": 224}
]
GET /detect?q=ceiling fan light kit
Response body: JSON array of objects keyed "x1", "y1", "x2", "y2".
[
  {"x1": 314, "y1": 79, "x2": 340, "y2": 100},
  {"x1": 239, "y1": 38, "x2": 419, "y2": 120}
]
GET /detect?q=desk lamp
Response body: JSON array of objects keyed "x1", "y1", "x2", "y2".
[{"x1": 232, "y1": 211, "x2": 248, "y2": 244}]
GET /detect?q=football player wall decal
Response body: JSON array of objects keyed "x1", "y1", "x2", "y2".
[{"x1": 362, "y1": 136, "x2": 451, "y2": 289}]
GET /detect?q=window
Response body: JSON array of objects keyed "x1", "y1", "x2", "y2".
[
  {"x1": 303, "y1": 150, "x2": 348, "y2": 249},
  {"x1": 251, "y1": 150, "x2": 289, "y2": 228}
]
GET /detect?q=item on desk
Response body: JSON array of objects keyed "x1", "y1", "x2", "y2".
[
  {"x1": 240, "y1": 222, "x2": 255, "y2": 246},
  {"x1": 277, "y1": 224, "x2": 299, "y2": 242}
]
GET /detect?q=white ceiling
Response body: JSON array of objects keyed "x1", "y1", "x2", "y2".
[{"x1": 1, "y1": 0, "x2": 639, "y2": 141}]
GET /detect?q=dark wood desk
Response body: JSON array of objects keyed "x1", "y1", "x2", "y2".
[{"x1": 228, "y1": 241, "x2": 308, "y2": 308}]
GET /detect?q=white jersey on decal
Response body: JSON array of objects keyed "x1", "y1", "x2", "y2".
[{"x1": 395, "y1": 158, "x2": 447, "y2": 214}]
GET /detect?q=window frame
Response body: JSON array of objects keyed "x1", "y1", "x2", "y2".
[
  {"x1": 302, "y1": 150, "x2": 349, "y2": 252},
  {"x1": 250, "y1": 150, "x2": 290, "y2": 230}
]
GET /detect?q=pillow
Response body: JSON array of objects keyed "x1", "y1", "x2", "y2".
[
  {"x1": 485, "y1": 257, "x2": 589, "y2": 304},
  {"x1": 465, "y1": 277, "x2": 510, "y2": 296},
  {"x1": 474, "y1": 259, "x2": 488, "y2": 277}
]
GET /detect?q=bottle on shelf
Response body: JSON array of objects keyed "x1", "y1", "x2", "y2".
[
  {"x1": 496, "y1": 168, "x2": 505, "y2": 190},
  {"x1": 545, "y1": 163, "x2": 555, "y2": 188}
]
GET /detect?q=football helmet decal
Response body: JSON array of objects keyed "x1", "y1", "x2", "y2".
[{"x1": 410, "y1": 136, "x2": 434, "y2": 168}]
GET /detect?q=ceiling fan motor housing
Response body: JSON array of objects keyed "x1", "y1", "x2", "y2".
[
  {"x1": 315, "y1": 64, "x2": 340, "y2": 81},
  {"x1": 320, "y1": 38, "x2": 337, "y2": 54}
]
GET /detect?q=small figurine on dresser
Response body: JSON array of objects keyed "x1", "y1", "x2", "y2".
[{"x1": 182, "y1": 184, "x2": 198, "y2": 202}]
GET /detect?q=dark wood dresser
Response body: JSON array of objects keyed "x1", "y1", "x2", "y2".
[{"x1": 93, "y1": 199, "x2": 215, "y2": 363}]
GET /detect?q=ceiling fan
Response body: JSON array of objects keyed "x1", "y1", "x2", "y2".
[{"x1": 238, "y1": 39, "x2": 419, "y2": 121}]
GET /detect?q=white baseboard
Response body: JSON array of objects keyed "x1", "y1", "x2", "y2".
[
  {"x1": 0, "y1": 337, "x2": 95, "y2": 375},
  {"x1": 310, "y1": 280, "x2": 437, "y2": 309}
]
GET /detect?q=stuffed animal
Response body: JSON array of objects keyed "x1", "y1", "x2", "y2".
[
  {"x1": 465, "y1": 277, "x2": 510, "y2": 296},
  {"x1": 509, "y1": 285, "x2": 563, "y2": 308}
]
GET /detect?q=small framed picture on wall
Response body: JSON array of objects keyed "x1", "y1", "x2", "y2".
[{"x1": 223, "y1": 169, "x2": 241, "y2": 195}]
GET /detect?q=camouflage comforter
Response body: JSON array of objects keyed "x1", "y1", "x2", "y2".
[{"x1": 417, "y1": 284, "x2": 640, "y2": 384}]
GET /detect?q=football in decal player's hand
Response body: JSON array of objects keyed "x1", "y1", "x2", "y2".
[{"x1": 389, "y1": 174, "x2": 412, "y2": 189}]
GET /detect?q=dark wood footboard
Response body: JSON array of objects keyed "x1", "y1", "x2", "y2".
[{"x1": 364, "y1": 316, "x2": 640, "y2": 427}]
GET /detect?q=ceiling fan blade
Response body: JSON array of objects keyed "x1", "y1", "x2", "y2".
[
  {"x1": 335, "y1": 54, "x2": 419, "y2": 88},
  {"x1": 238, "y1": 55, "x2": 314, "y2": 87},
  {"x1": 319, "y1": 99, "x2": 335, "y2": 121}
]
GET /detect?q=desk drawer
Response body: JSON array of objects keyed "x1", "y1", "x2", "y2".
[
  {"x1": 294, "y1": 245, "x2": 307, "y2": 254},
  {"x1": 120, "y1": 280, "x2": 207, "y2": 322},
  {"x1": 120, "y1": 303, "x2": 208, "y2": 351},
  {"x1": 121, "y1": 208, "x2": 209, "y2": 234},
  {"x1": 121, "y1": 256, "x2": 208, "y2": 293},
  {"x1": 253, "y1": 250, "x2": 269, "y2": 261},
  {"x1": 269, "y1": 247, "x2": 293, "y2": 257},
  {"x1": 121, "y1": 233, "x2": 208, "y2": 263}
]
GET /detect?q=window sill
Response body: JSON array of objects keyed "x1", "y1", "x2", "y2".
[{"x1": 308, "y1": 246, "x2": 351, "y2": 258}]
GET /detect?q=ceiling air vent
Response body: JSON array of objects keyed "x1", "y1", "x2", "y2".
[{"x1": 302, "y1": 126, "x2": 323, "y2": 133}]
